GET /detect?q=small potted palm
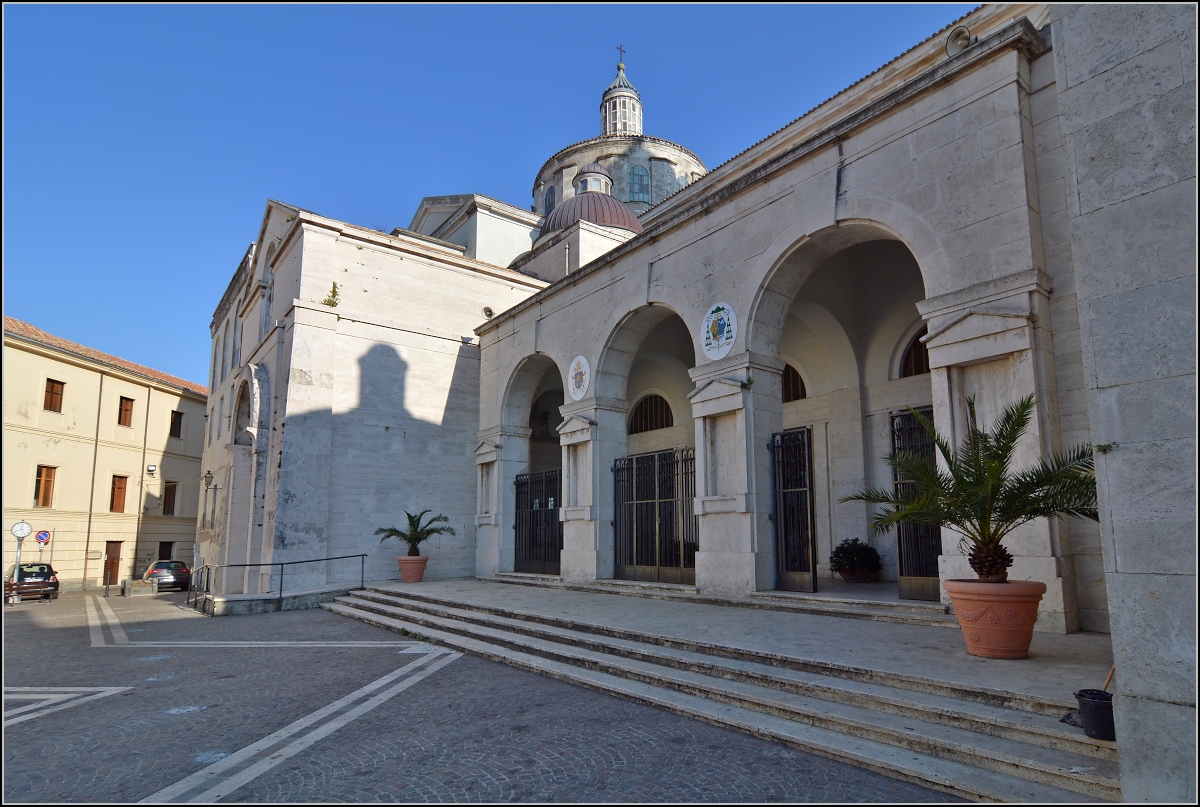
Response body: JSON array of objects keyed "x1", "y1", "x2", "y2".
[
  {"x1": 375, "y1": 510, "x2": 456, "y2": 583},
  {"x1": 841, "y1": 394, "x2": 1098, "y2": 658}
]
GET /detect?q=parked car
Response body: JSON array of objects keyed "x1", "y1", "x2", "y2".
[
  {"x1": 142, "y1": 561, "x2": 191, "y2": 591},
  {"x1": 4, "y1": 563, "x2": 60, "y2": 599}
]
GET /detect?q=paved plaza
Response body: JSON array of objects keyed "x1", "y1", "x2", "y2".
[{"x1": 3, "y1": 591, "x2": 957, "y2": 803}]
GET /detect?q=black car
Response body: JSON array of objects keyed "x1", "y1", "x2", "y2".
[
  {"x1": 142, "y1": 560, "x2": 192, "y2": 591},
  {"x1": 5, "y1": 563, "x2": 60, "y2": 599}
]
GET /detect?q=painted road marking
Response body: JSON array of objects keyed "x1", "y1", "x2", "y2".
[
  {"x1": 87, "y1": 597, "x2": 420, "y2": 649},
  {"x1": 4, "y1": 687, "x2": 132, "y2": 727},
  {"x1": 139, "y1": 649, "x2": 461, "y2": 803}
]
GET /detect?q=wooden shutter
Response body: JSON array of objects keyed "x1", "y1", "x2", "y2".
[
  {"x1": 169, "y1": 410, "x2": 184, "y2": 439},
  {"x1": 162, "y1": 482, "x2": 177, "y2": 516},
  {"x1": 34, "y1": 466, "x2": 56, "y2": 507},
  {"x1": 44, "y1": 380, "x2": 64, "y2": 412},
  {"x1": 110, "y1": 476, "x2": 127, "y2": 512},
  {"x1": 118, "y1": 397, "x2": 134, "y2": 427}
]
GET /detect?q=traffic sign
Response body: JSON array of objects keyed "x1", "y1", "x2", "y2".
[{"x1": 35, "y1": 531, "x2": 51, "y2": 545}]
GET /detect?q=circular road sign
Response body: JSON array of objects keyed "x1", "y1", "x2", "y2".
[
  {"x1": 10, "y1": 521, "x2": 32, "y2": 540},
  {"x1": 35, "y1": 531, "x2": 51, "y2": 545}
]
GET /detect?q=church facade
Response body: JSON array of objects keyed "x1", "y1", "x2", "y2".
[{"x1": 199, "y1": 4, "x2": 1195, "y2": 799}]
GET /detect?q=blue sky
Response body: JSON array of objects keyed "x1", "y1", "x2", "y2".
[{"x1": 3, "y1": 4, "x2": 975, "y2": 385}]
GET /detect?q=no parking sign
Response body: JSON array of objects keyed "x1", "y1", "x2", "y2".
[{"x1": 35, "y1": 531, "x2": 50, "y2": 545}]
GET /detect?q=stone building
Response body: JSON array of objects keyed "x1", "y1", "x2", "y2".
[
  {"x1": 200, "y1": 5, "x2": 1195, "y2": 799},
  {"x1": 3, "y1": 317, "x2": 207, "y2": 588}
]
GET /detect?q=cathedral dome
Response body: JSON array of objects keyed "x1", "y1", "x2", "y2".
[{"x1": 539, "y1": 191, "x2": 643, "y2": 238}]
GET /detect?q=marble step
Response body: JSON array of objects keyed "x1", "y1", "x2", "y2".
[
  {"x1": 359, "y1": 585, "x2": 1068, "y2": 716},
  {"x1": 485, "y1": 573, "x2": 959, "y2": 627},
  {"x1": 349, "y1": 589, "x2": 1111, "y2": 761},
  {"x1": 325, "y1": 599, "x2": 1108, "y2": 803},
  {"x1": 329, "y1": 595, "x2": 1119, "y2": 801}
]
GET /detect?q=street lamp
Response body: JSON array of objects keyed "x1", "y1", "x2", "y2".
[{"x1": 203, "y1": 471, "x2": 214, "y2": 490}]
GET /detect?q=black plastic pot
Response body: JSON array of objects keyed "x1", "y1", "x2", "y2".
[{"x1": 1074, "y1": 688, "x2": 1116, "y2": 741}]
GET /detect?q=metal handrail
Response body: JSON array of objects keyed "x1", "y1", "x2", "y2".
[{"x1": 187, "y1": 554, "x2": 367, "y2": 609}]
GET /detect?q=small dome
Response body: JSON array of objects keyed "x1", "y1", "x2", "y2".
[
  {"x1": 577, "y1": 161, "x2": 611, "y2": 180},
  {"x1": 603, "y1": 63, "x2": 640, "y2": 101},
  {"x1": 539, "y1": 192, "x2": 643, "y2": 238}
]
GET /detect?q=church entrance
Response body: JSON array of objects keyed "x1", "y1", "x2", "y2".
[
  {"x1": 772, "y1": 428, "x2": 818, "y2": 592},
  {"x1": 891, "y1": 408, "x2": 941, "y2": 601},
  {"x1": 514, "y1": 469, "x2": 562, "y2": 575},
  {"x1": 614, "y1": 448, "x2": 697, "y2": 585}
]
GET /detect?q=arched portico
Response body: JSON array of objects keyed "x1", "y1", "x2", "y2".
[{"x1": 477, "y1": 353, "x2": 565, "y2": 577}]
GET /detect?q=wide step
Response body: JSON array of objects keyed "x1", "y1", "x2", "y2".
[{"x1": 325, "y1": 593, "x2": 1118, "y2": 802}]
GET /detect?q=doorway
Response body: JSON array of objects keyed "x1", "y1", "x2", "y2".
[
  {"x1": 514, "y1": 470, "x2": 562, "y2": 575},
  {"x1": 613, "y1": 448, "x2": 697, "y2": 585},
  {"x1": 103, "y1": 541, "x2": 123, "y2": 586},
  {"x1": 772, "y1": 428, "x2": 818, "y2": 592}
]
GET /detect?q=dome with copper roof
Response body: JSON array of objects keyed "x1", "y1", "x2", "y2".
[{"x1": 539, "y1": 191, "x2": 643, "y2": 239}]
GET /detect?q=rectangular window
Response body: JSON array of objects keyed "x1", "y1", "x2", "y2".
[
  {"x1": 43, "y1": 379, "x2": 65, "y2": 412},
  {"x1": 34, "y1": 466, "x2": 56, "y2": 508},
  {"x1": 218, "y1": 397, "x2": 224, "y2": 437},
  {"x1": 158, "y1": 542, "x2": 175, "y2": 561},
  {"x1": 169, "y1": 410, "x2": 184, "y2": 439},
  {"x1": 110, "y1": 475, "x2": 127, "y2": 513},
  {"x1": 118, "y1": 396, "x2": 134, "y2": 427},
  {"x1": 162, "y1": 482, "x2": 178, "y2": 516}
]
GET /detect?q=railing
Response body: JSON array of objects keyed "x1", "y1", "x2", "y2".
[{"x1": 187, "y1": 554, "x2": 368, "y2": 610}]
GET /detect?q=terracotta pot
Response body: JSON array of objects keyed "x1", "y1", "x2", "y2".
[
  {"x1": 944, "y1": 579, "x2": 1047, "y2": 658},
  {"x1": 397, "y1": 556, "x2": 429, "y2": 583},
  {"x1": 837, "y1": 569, "x2": 882, "y2": 583}
]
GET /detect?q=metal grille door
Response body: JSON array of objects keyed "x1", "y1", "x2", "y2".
[
  {"x1": 772, "y1": 428, "x2": 817, "y2": 592},
  {"x1": 515, "y1": 469, "x2": 562, "y2": 575},
  {"x1": 613, "y1": 448, "x2": 697, "y2": 585},
  {"x1": 891, "y1": 408, "x2": 941, "y2": 601}
]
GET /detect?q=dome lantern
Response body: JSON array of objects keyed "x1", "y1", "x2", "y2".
[{"x1": 600, "y1": 56, "x2": 642, "y2": 136}]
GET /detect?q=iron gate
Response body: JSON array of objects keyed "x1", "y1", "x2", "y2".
[
  {"x1": 891, "y1": 408, "x2": 941, "y2": 601},
  {"x1": 613, "y1": 448, "x2": 697, "y2": 585},
  {"x1": 515, "y1": 469, "x2": 562, "y2": 575},
  {"x1": 772, "y1": 428, "x2": 818, "y2": 592}
]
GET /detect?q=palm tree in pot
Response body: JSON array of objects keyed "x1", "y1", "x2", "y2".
[
  {"x1": 841, "y1": 394, "x2": 1098, "y2": 657},
  {"x1": 376, "y1": 510, "x2": 456, "y2": 583}
]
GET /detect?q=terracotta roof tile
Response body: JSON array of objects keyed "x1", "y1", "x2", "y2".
[{"x1": 3, "y1": 316, "x2": 208, "y2": 397}]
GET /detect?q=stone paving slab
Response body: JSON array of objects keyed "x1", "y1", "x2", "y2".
[
  {"x1": 374, "y1": 579, "x2": 1116, "y2": 703},
  {"x1": 3, "y1": 591, "x2": 957, "y2": 803}
]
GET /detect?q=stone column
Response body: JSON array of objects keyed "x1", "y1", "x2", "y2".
[
  {"x1": 688, "y1": 353, "x2": 783, "y2": 594},
  {"x1": 474, "y1": 427, "x2": 529, "y2": 578},
  {"x1": 919, "y1": 268, "x2": 1078, "y2": 633},
  {"x1": 556, "y1": 401, "x2": 624, "y2": 581}
]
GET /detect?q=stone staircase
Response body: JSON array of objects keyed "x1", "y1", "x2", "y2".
[{"x1": 324, "y1": 586, "x2": 1119, "y2": 803}]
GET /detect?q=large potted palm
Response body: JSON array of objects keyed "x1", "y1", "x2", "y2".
[
  {"x1": 842, "y1": 394, "x2": 1098, "y2": 658},
  {"x1": 375, "y1": 510, "x2": 456, "y2": 584}
]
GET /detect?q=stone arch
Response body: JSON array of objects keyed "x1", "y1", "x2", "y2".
[
  {"x1": 233, "y1": 380, "x2": 253, "y2": 446},
  {"x1": 746, "y1": 218, "x2": 937, "y2": 359},
  {"x1": 501, "y1": 352, "x2": 566, "y2": 431},
  {"x1": 595, "y1": 302, "x2": 693, "y2": 402}
]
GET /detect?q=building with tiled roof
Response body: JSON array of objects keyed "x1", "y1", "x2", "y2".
[{"x1": 3, "y1": 317, "x2": 208, "y2": 588}]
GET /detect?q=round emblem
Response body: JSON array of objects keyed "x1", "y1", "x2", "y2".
[
  {"x1": 567, "y1": 355, "x2": 590, "y2": 401},
  {"x1": 701, "y1": 303, "x2": 737, "y2": 360}
]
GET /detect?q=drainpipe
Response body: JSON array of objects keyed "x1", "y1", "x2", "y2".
[
  {"x1": 82, "y1": 372, "x2": 105, "y2": 590},
  {"x1": 133, "y1": 384, "x2": 152, "y2": 583}
]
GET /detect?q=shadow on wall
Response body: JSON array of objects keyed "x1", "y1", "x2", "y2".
[{"x1": 273, "y1": 341, "x2": 481, "y2": 588}]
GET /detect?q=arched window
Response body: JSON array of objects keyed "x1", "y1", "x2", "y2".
[
  {"x1": 629, "y1": 165, "x2": 650, "y2": 203},
  {"x1": 901, "y1": 326, "x2": 931, "y2": 378},
  {"x1": 782, "y1": 364, "x2": 807, "y2": 403},
  {"x1": 627, "y1": 394, "x2": 674, "y2": 434},
  {"x1": 544, "y1": 186, "x2": 556, "y2": 216}
]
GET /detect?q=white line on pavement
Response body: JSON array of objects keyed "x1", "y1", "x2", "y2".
[
  {"x1": 85, "y1": 596, "x2": 106, "y2": 647},
  {"x1": 138, "y1": 649, "x2": 461, "y2": 803},
  {"x1": 3, "y1": 687, "x2": 133, "y2": 727},
  {"x1": 94, "y1": 596, "x2": 129, "y2": 644}
]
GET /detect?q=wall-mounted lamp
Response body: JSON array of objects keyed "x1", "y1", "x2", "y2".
[
  {"x1": 146, "y1": 465, "x2": 157, "y2": 477},
  {"x1": 203, "y1": 471, "x2": 214, "y2": 490}
]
